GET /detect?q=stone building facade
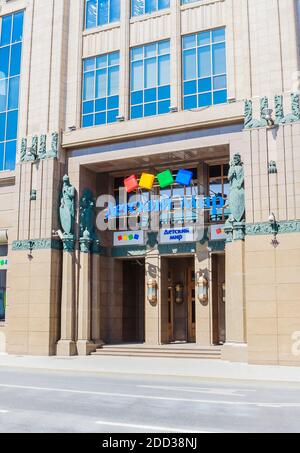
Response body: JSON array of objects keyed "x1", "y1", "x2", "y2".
[{"x1": 0, "y1": 0, "x2": 300, "y2": 365}]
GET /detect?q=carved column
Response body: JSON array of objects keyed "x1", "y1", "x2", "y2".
[
  {"x1": 91, "y1": 250, "x2": 103, "y2": 347},
  {"x1": 77, "y1": 231, "x2": 96, "y2": 355},
  {"x1": 222, "y1": 154, "x2": 247, "y2": 362},
  {"x1": 195, "y1": 244, "x2": 211, "y2": 346},
  {"x1": 57, "y1": 236, "x2": 77, "y2": 356}
]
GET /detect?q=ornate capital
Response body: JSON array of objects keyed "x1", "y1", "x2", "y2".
[
  {"x1": 80, "y1": 229, "x2": 92, "y2": 253},
  {"x1": 62, "y1": 234, "x2": 75, "y2": 252}
]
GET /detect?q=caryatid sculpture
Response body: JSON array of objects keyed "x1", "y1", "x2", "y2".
[{"x1": 59, "y1": 175, "x2": 75, "y2": 238}]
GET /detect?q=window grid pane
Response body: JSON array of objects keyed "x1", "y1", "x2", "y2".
[
  {"x1": 131, "y1": 0, "x2": 170, "y2": 17},
  {"x1": 85, "y1": 0, "x2": 120, "y2": 30},
  {"x1": 130, "y1": 40, "x2": 170, "y2": 120},
  {"x1": 82, "y1": 51, "x2": 120, "y2": 128},
  {"x1": 0, "y1": 11, "x2": 24, "y2": 172},
  {"x1": 182, "y1": 27, "x2": 227, "y2": 111}
]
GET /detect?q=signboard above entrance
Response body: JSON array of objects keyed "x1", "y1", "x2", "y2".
[
  {"x1": 210, "y1": 224, "x2": 226, "y2": 241},
  {"x1": 159, "y1": 228, "x2": 195, "y2": 244},
  {"x1": 113, "y1": 231, "x2": 145, "y2": 247}
]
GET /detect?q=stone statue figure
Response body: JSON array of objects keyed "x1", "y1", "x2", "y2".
[
  {"x1": 20, "y1": 138, "x2": 27, "y2": 162},
  {"x1": 59, "y1": 175, "x2": 75, "y2": 236},
  {"x1": 244, "y1": 98, "x2": 269, "y2": 129},
  {"x1": 79, "y1": 188, "x2": 96, "y2": 239},
  {"x1": 228, "y1": 153, "x2": 245, "y2": 223},
  {"x1": 283, "y1": 93, "x2": 300, "y2": 123},
  {"x1": 275, "y1": 95, "x2": 284, "y2": 124},
  {"x1": 39, "y1": 134, "x2": 47, "y2": 159},
  {"x1": 259, "y1": 97, "x2": 269, "y2": 126},
  {"x1": 244, "y1": 100, "x2": 253, "y2": 129},
  {"x1": 32, "y1": 136, "x2": 38, "y2": 157},
  {"x1": 47, "y1": 132, "x2": 59, "y2": 158}
]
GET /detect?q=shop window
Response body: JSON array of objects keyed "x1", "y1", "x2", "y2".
[{"x1": 209, "y1": 163, "x2": 230, "y2": 223}]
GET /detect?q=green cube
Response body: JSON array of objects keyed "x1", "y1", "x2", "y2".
[{"x1": 157, "y1": 170, "x2": 174, "y2": 189}]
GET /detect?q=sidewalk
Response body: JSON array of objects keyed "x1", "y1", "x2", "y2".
[{"x1": 1, "y1": 353, "x2": 300, "y2": 383}]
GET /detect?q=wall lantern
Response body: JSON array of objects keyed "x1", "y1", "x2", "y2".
[
  {"x1": 269, "y1": 212, "x2": 279, "y2": 247},
  {"x1": 222, "y1": 283, "x2": 226, "y2": 303},
  {"x1": 147, "y1": 278, "x2": 158, "y2": 304},
  {"x1": 175, "y1": 282, "x2": 184, "y2": 305},
  {"x1": 197, "y1": 273, "x2": 208, "y2": 303}
]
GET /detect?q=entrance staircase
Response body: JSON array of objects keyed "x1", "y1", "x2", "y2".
[{"x1": 92, "y1": 343, "x2": 222, "y2": 359}]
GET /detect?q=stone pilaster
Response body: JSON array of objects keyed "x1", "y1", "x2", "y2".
[
  {"x1": 57, "y1": 236, "x2": 77, "y2": 356},
  {"x1": 77, "y1": 234, "x2": 96, "y2": 355},
  {"x1": 221, "y1": 240, "x2": 248, "y2": 362},
  {"x1": 145, "y1": 251, "x2": 162, "y2": 345},
  {"x1": 195, "y1": 244, "x2": 211, "y2": 346},
  {"x1": 91, "y1": 253, "x2": 103, "y2": 347}
]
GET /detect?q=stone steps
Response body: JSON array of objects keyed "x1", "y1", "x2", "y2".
[{"x1": 92, "y1": 346, "x2": 222, "y2": 359}]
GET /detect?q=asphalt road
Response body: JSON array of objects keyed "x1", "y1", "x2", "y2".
[{"x1": 0, "y1": 367, "x2": 300, "y2": 433}]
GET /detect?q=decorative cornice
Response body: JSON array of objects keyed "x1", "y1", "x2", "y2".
[
  {"x1": 112, "y1": 246, "x2": 148, "y2": 258},
  {"x1": 12, "y1": 239, "x2": 62, "y2": 251},
  {"x1": 158, "y1": 242, "x2": 196, "y2": 255},
  {"x1": 208, "y1": 240, "x2": 226, "y2": 251},
  {"x1": 246, "y1": 220, "x2": 300, "y2": 236}
]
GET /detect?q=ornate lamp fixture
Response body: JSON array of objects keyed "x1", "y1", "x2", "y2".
[
  {"x1": 147, "y1": 278, "x2": 158, "y2": 304},
  {"x1": 269, "y1": 212, "x2": 279, "y2": 248},
  {"x1": 175, "y1": 282, "x2": 184, "y2": 305},
  {"x1": 197, "y1": 273, "x2": 208, "y2": 303}
]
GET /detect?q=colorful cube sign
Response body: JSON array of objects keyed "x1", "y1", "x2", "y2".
[
  {"x1": 157, "y1": 170, "x2": 174, "y2": 189},
  {"x1": 176, "y1": 169, "x2": 193, "y2": 186},
  {"x1": 139, "y1": 173, "x2": 155, "y2": 190},
  {"x1": 113, "y1": 231, "x2": 145, "y2": 246},
  {"x1": 124, "y1": 175, "x2": 139, "y2": 193}
]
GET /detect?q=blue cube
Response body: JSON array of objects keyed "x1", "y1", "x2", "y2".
[{"x1": 176, "y1": 169, "x2": 193, "y2": 186}]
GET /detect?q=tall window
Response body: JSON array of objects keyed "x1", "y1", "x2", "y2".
[
  {"x1": 182, "y1": 28, "x2": 227, "y2": 111},
  {"x1": 131, "y1": 0, "x2": 170, "y2": 17},
  {"x1": 82, "y1": 51, "x2": 120, "y2": 128},
  {"x1": 209, "y1": 163, "x2": 230, "y2": 223},
  {"x1": 0, "y1": 11, "x2": 24, "y2": 171},
  {"x1": 85, "y1": 0, "x2": 120, "y2": 29},
  {"x1": 130, "y1": 40, "x2": 171, "y2": 119}
]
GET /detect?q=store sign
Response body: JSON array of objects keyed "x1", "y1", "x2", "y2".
[
  {"x1": 0, "y1": 258, "x2": 8, "y2": 270},
  {"x1": 113, "y1": 231, "x2": 145, "y2": 247},
  {"x1": 160, "y1": 228, "x2": 195, "y2": 244},
  {"x1": 210, "y1": 224, "x2": 226, "y2": 241}
]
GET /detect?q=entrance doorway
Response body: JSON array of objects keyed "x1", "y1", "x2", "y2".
[
  {"x1": 212, "y1": 253, "x2": 226, "y2": 345},
  {"x1": 122, "y1": 259, "x2": 145, "y2": 343},
  {"x1": 163, "y1": 257, "x2": 195, "y2": 343}
]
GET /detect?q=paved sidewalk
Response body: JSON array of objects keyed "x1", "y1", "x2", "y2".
[{"x1": 1, "y1": 353, "x2": 300, "y2": 383}]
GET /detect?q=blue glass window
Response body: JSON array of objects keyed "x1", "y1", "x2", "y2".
[
  {"x1": 130, "y1": 40, "x2": 170, "y2": 119},
  {"x1": 132, "y1": 0, "x2": 170, "y2": 17},
  {"x1": 182, "y1": 28, "x2": 227, "y2": 111},
  {"x1": 85, "y1": 0, "x2": 120, "y2": 29},
  {"x1": 0, "y1": 11, "x2": 24, "y2": 171},
  {"x1": 181, "y1": 0, "x2": 200, "y2": 4},
  {"x1": 82, "y1": 51, "x2": 120, "y2": 128}
]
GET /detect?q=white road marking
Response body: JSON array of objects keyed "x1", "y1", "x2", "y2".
[
  {"x1": 0, "y1": 410, "x2": 9, "y2": 414},
  {"x1": 96, "y1": 421, "x2": 209, "y2": 433},
  {"x1": 0, "y1": 383, "x2": 297, "y2": 408},
  {"x1": 139, "y1": 385, "x2": 254, "y2": 397}
]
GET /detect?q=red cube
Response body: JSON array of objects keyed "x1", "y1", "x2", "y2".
[{"x1": 124, "y1": 175, "x2": 139, "y2": 193}]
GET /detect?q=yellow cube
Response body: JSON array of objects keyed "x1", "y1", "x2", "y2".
[{"x1": 139, "y1": 173, "x2": 155, "y2": 190}]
